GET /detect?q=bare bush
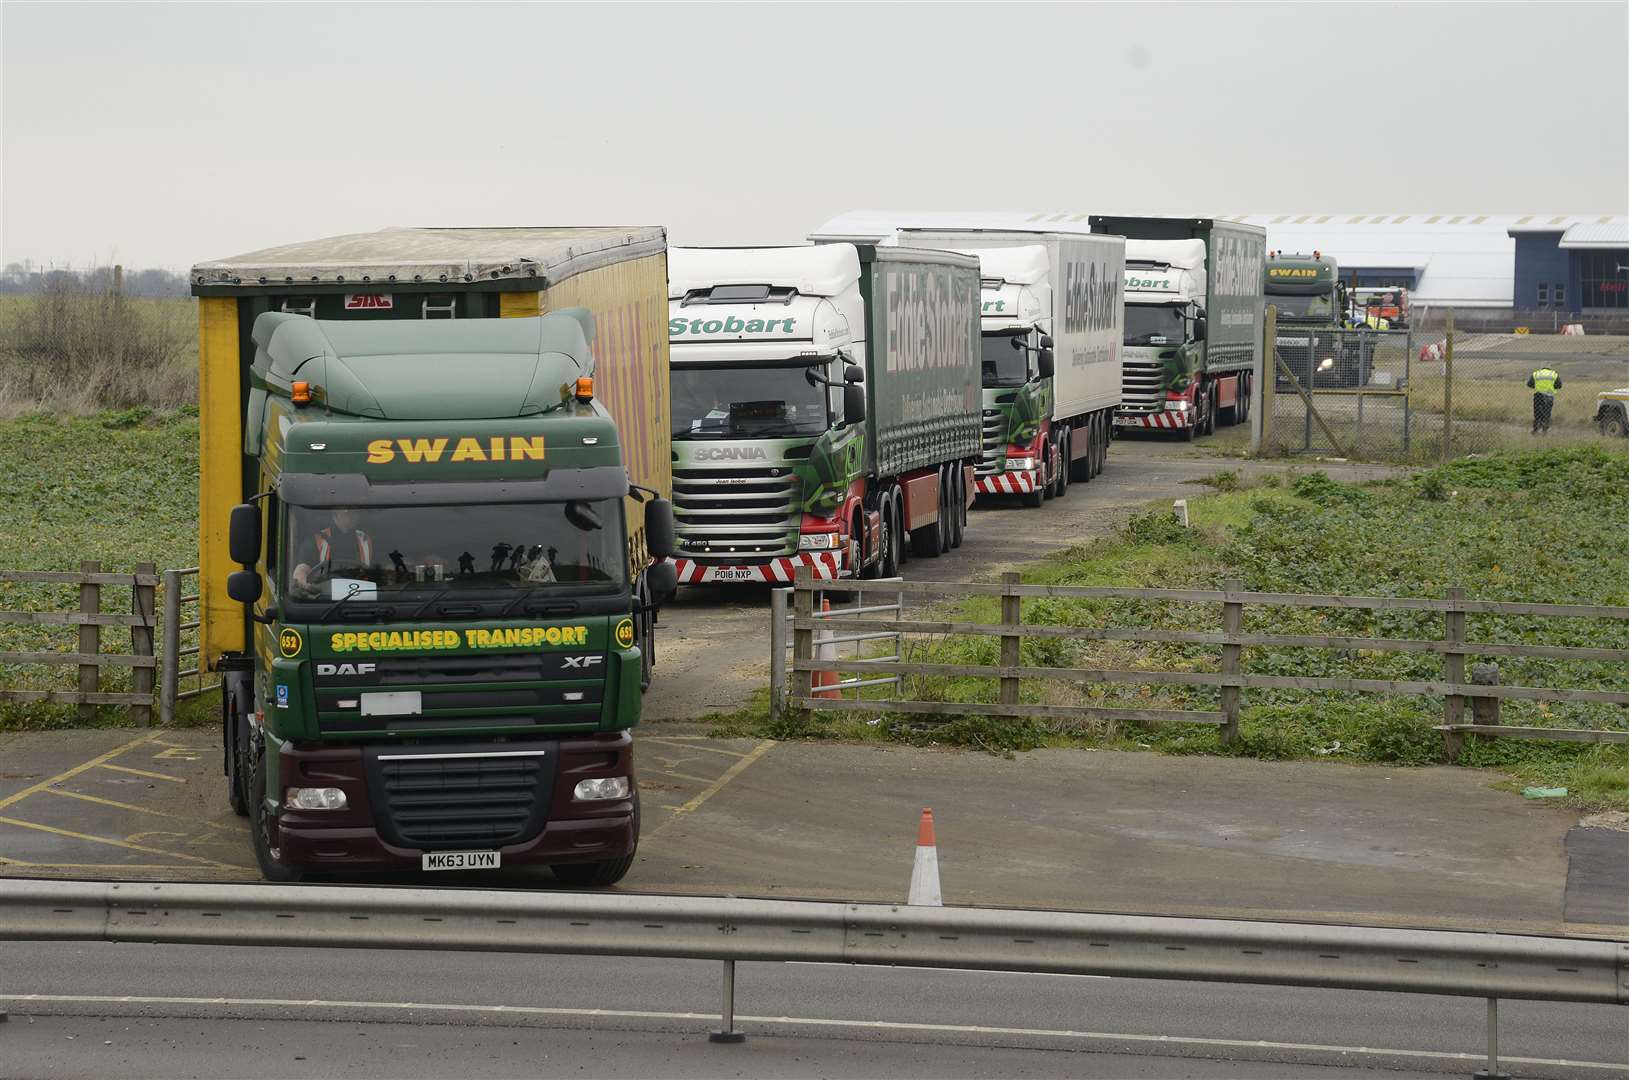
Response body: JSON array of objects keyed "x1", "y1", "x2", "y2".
[{"x1": 0, "y1": 281, "x2": 195, "y2": 414}]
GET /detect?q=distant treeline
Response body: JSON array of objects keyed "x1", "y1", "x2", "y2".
[{"x1": 1, "y1": 264, "x2": 191, "y2": 299}]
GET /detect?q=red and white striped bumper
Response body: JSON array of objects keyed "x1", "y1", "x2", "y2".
[
  {"x1": 670, "y1": 550, "x2": 844, "y2": 585},
  {"x1": 1115, "y1": 410, "x2": 1190, "y2": 430},
  {"x1": 974, "y1": 469, "x2": 1039, "y2": 495}
]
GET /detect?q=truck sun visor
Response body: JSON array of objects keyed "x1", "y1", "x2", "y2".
[{"x1": 278, "y1": 467, "x2": 629, "y2": 508}]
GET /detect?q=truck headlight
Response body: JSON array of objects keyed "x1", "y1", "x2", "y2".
[
  {"x1": 1008, "y1": 457, "x2": 1035, "y2": 471},
  {"x1": 285, "y1": 787, "x2": 348, "y2": 811},
  {"x1": 1165, "y1": 400, "x2": 1190, "y2": 412},
  {"x1": 574, "y1": 776, "x2": 631, "y2": 801},
  {"x1": 1318, "y1": 357, "x2": 1335, "y2": 371},
  {"x1": 798, "y1": 533, "x2": 839, "y2": 551}
]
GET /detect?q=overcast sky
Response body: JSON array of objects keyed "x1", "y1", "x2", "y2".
[{"x1": 3, "y1": 1, "x2": 1625, "y2": 270}]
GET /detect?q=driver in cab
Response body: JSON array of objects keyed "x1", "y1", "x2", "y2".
[{"x1": 290, "y1": 508, "x2": 375, "y2": 599}]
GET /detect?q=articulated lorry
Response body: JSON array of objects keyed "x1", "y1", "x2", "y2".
[
  {"x1": 1265, "y1": 250, "x2": 1362, "y2": 388},
  {"x1": 1090, "y1": 217, "x2": 1265, "y2": 440},
  {"x1": 893, "y1": 230, "x2": 1123, "y2": 507},
  {"x1": 666, "y1": 244, "x2": 981, "y2": 584},
  {"x1": 190, "y1": 227, "x2": 675, "y2": 883}
]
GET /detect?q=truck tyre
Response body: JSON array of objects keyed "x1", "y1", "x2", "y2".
[
  {"x1": 1600, "y1": 406, "x2": 1628, "y2": 438},
  {"x1": 1096, "y1": 414, "x2": 1109, "y2": 475},
  {"x1": 224, "y1": 676, "x2": 251, "y2": 818},
  {"x1": 1053, "y1": 432, "x2": 1070, "y2": 499},
  {"x1": 636, "y1": 577, "x2": 654, "y2": 692},
  {"x1": 948, "y1": 474, "x2": 964, "y2": 550},
  {"x1": 1183, "y1": 405, "x2": 1200, "y2": 442},
  {"x1": 938, "y1": 468, "x2": 953, "y2": 552},
  {"x1": 552, "y1": 792, "x2": 639, "y2": 888},
  {"x1": 880, "y1": 497, "x2": 902, "y2": 577},
  {"x1": 864, "y1": 500, "x2": 892, "y2": 580},
  {"x1": 1070, "y1": 420, "x2": 1091, "y2": 483},
  {"x1": 249, "y1": 741, "x2": 305, "y2": 883},
  {"x1": 1220, "y1": 379, "x2": 1241, "y2": 427},
  {"x1": 893, "y1": 490, "x2": 909, "y2": 565}
]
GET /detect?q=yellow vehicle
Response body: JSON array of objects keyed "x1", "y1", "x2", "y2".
[{"x1": 1596, "y1": 387, "x2": 1629, "y2": 437}]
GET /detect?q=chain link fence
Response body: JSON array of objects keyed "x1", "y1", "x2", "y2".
[{"x1": 1260, "y1": 307, "x2": 1629, "y2": 460}]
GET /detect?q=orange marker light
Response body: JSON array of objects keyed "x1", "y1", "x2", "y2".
[
  {"x1": 291, "y1": 380, "x2": 311, "y2": 405},
  {"x1": 574, "y1": 376, "x2": 594, "y2": 402}
]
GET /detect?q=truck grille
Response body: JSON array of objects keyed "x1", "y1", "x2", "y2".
[
  {"x1": 673, "y1": 466, "x2": 799, "y2": 558},
  {"x1": 978, "y1": 410, "x2": 1005, "y2": 475},
  {"x1": 313, "y1": 653, "x2": 603, "y2": 734},
  {"x1": 1121, "y1": 358, "x2": 1166, "y2": 413},
  {"x1": 365, "y1": 743, "x2": 556, "y2": 849}
]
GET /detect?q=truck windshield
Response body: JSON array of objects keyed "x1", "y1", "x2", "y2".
[
  {"x1": 1124, "y1": 304, "x2": 1188, "y2": 346},
  {"x1": 980, "y1": 330, "x2": 1031, "y2": 387},
  {"x1": 670, "y1": 363, "x2": 830, "y2": 439},
  {"x1": 282, "y1": 500, "x2": 626, "y2": 613},
  {"x1": 1266, "y1": 292, "x2": 1335, "y2": 319}
]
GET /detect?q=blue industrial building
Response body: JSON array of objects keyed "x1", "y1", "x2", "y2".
[{"x1": 1510, "y1": 222, "x2": 1629, "y2": 314}]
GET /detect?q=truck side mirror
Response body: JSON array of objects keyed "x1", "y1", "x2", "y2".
[
  {"x1": 1037, "y1": 336, "x2": 1055, "y2": 378},
  {"x1": 647, "y1": 560, "x2": 678, "y2": 604},
  {"x1": 645, "y1": 497, "x2": 677, "y2": 560},
  {"x1": 843, "y1": 382, "x2": 867, "y2": 425},
  {"x1": 1194, "y1": 317, "x2": 1208, "y2": 343},
  {"x1": 226, "y1": 569, "x2": 262, "y2": 604},
  {"x1": 229, "y1": 503, "x2": 262, "y2": 565},
  {"x1": 844, "y1": 364, "x2": 864, "y2": 384}
]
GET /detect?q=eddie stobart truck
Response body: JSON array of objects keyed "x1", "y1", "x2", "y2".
[
  {"x1": 190, "y1": 227, "x2": 675, "y2": 884},
  {"x1": 894, "y1": 229, "x2": 1124, "y2": 507},
  {"x1": 1264, "y1": 250, "x2": 1363, "y2": 388},
  {"x1": 1090, "y1": 216, "x2": 1265, "y2": 440},
  {"x1": 665, "y1": 244, "x2": 981, "y2": 584}
]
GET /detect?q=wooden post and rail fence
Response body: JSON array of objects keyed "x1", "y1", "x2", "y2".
[
  {"x1": 0, "y1": 565, "x2": 216, "y2": 726},
  {"x1": 785, "y1": 567, "x2": 1629, "y2": 756}
]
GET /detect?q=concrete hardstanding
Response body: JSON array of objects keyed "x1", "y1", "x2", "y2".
[
  {"x1": 894, "y1": 229, "x2": 1125, "y2": 418},
  {"x1": 1089, "y1": 217, "x2": 1265, "y2": 376},
  {"x1": 855, "y1": 246, "x2": 983, "y2": 478},
  {"x1": 190, "y1": 227, "x2": 671, "y2": 670}
]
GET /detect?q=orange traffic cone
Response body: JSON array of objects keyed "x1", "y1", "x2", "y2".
[
  {"x1": 907, "y1": 807, "x2": 942, "y2": 906},
  {"x1": 813, "y1": 595, "x2": 841, "y2": 699}
]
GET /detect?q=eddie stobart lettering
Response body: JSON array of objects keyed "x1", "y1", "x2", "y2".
[
  {"x1": 1212, "y1": 233, "x2": 1264, "y2": 300},
  {"x1": 1063, "y1": 257, "x2": 1118, "y2": 334},
  {"x1": 884, "y1": 267, "x2": 977, "y2": 373},
  {"x1": 670, "y1": 315, "x2": 797, "y2": 337}
]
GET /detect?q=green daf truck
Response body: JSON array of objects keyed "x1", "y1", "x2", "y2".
[
  {"x1": 190, "y1": 228, "x2": 675, "y2": 884},
  {"x1": 1264, "y1": 251, "x2": 1363, "y2": 388}
]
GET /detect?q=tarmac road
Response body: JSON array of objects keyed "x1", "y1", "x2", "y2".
[
  {"x1": 3, "y1": 940, "x2": 1624, "y2": 1079},
  {"x1": 645, "y1": 436, "x2": 1396, "y2": 720}
]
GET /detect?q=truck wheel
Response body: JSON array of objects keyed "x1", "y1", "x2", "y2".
[
  {"x1": 225, "y1": 677, "x2": 251, "y2": 818},
  {"x1": 1220, "y1": 379, "x2": 1241, "y2": 427},
  {"x1": 1096, "y1": 414, "x2": 1110, "y2": 474},
  {"x1": 863, "y1": 501, "x2": 890, "y2": 580},
  {"x1": 1069, "y1": 421, "x2": 1090, "y2": 483},
  {"x1": 1053, "y1": 432, "x2": 1070, "y2": 499},
  {"x1": 947, "y1": 475, "x2": 964, "y2": 550},
  {"x1": 249, "y1": 741, "x2": 305, "y2": 883},
  {"x1": 1600, "y1": 407, "x2": 1628, "y2": 438},
  {"x1": 1183, "y1": 405, "x2": 1200, "y2": 442},
  {"x1": 636, "y1": 578, "x2": 654, "y2": 692},
  {"x1": 880, "y1": 499, "x2": 901, "y2": 577},
  {"x1": 893, "y1": 490, "x2": 909, "y2": 565},
  {"x1": 938, "y1": 469, "x2": 953, "y2": 551},
  {"x1": 552, "y1": 792, "x2": 639, "y2": 888}
]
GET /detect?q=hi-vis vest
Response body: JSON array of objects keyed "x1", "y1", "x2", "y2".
[
  {"x1": 1531, "y1": 368, "x2": 1559, "y2": 394},
  {"x1": 314, "y1": 527, "x2": 373, "y2": 566}
]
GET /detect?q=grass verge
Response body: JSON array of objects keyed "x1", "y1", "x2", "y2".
[{"x1": 714, "y1": 446, "x2": 1629, "y2": 811}]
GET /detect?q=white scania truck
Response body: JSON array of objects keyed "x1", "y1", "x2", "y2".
[
  {"x1": 666, "y1": 245, "x2": 982, "y2": 585},
  {"x1": 1091, "y1": 217, "x2": 1266, "y2": 440},
  {"x1": 894, "y1": 230, "x2": 1123, "y2": 506}
]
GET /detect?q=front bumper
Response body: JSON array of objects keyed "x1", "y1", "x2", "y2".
[
  {"x1": 1116, "y1": 409, "x2": 1191, "y2": 430},
  {"x1": 974, "y1": 469, "x2": 1039, "y2": 495},
  {"x1": 670, "y1": 550, "x2": 844, "y2": 585},
  {"x1": 271, "y1": 731, "x2": 637, "y2": 871}
]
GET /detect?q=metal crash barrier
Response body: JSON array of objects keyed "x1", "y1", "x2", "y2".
[{"x1": 1, "y1": 879, "x2": 1624, "y2": 1072}]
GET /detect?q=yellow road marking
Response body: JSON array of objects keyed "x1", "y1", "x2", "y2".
[
  {"x1": 643, "y1": 768, "x2": 719, "y2": 786},
  {"x1": 0, "y1": 815, "x2": 247, "y2": 870},
  {"x1": 0, "y1": 856, "x2": 205, "y2": 870},
  {"x1": 98, "y1": 763, "x2": 187, "y2": 784},
  {"x1": 41, "y1": 788, "x2": 237, "y2": 831},
  {"x1": 648, "y1": 739, "x2": 774, "y2": 838},
  {"x1": 642, "y1": 737, "x2": 749, "y2": 759},
  {"x1": 0, "y1": 732, "x2": 161, "y2": 812}
]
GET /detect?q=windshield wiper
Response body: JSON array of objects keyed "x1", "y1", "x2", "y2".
[
  {"x1": 496, "y1": 592, "x2": 581, "y2": 620},
  {"x1": 317, "y1": 584, "x2": 393, "y2": 623},
  {"x1": 407, "y1": 588, "x2": 453, "y2": 620}
]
